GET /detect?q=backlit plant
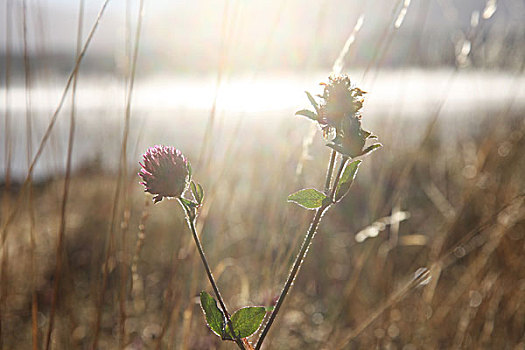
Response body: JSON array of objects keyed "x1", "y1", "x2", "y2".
[{"x1": 138, "y1": 74, "x2": 381, "y2": 349}]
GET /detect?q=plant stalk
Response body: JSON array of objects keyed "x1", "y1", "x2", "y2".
[
  {"x1": 255, "y1": 155, "x2": 349, "y2": 349},
  {"x1": 324, "y1": 150, "x2": 337, "y2": 193},
  {"x1": 179, "y1": 200, "x2": 246, "y2": 350}
]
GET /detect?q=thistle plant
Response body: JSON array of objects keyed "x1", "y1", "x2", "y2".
[
  {"x1": 138, "y1": 75, "x2": 381, "y2": 349},
  {"x1": 255, "y1": 75, "x2": 381, "y2": 348}
]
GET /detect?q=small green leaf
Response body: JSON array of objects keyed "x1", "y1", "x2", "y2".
[
  {"x1": 288, "y1": 188, "x2": 327, "y2": 209},
  {"x1": 190, "y1": 181, "x2": 204, "y2": 204},
  {"x1": 200, "y1": 291, "x2": 225, "y2": 338},
  {"x1": 190, "y1": 182, "x2": 204, "y2": 204},
  {"x1": 190, "y1": 181, "x2": 198, "y2": 201},
  {"x1": 361, "y1": 143, "x2": 382, "y2": 157},
  {"x1": 305, "y1": 91, "x2": 320, "y2": 114},
  {"x1": 295, "y1": 109, "x2": 318, "y2": 121},
  {"x1": 180, "y1": 197, "x2": 197, "y2": 209},
  {"x1": 226, "y1": 307, "x2": 266, "y2": 339},
  {"x1": 197, "y1": 183, "x2": 204, "y2": 203},
  {"x1": 187, "y1": 161, "x2": 192, "y2": 179},
  {"x1": 335, "y1": 160, "x2": 362, "y2": 202}
]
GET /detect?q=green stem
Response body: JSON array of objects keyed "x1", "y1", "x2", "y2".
[
  {"x1": 324, "y1": 150, "x2": 337, "y2": 193},
  {"x1": 178, "y1": 200, "x2": 246, "y2": 350},
  {"x1": 255, "y1": 155, "x2": 349, "y2": 349},
  {"x1": 331, "y1": 156, "x2": 349, "y2": 202}
]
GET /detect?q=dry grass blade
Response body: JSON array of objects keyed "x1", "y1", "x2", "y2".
[{"x1": 0, "y1": 0, "x2": 112, "y2": 248}]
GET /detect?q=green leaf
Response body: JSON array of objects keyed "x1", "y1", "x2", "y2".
[
  {"x1": 361, "y1": 143, "x2": 383, "y2": 157},
  {"x1": 335, "y1": 160, "x2": 362, "y2": 202},
  {"x1": 200, "y1": 291, "x2": 226, "y2": 338},
  {"x1": 295, "y1": 109, "x2": 318, "y2": 121},
  {"x1": 180, "y1": 197, "x2": 197, "y2": 209},
  {"x1": 226, "y1": 307, "x2": 266, "y2": 339},
  {"x1": 187, "y1": 161, "x2": 192, "y2": 179},
  {"x1": 288, "y1": 188, "x2": 327, "y2": 209},
  {"x1": 265, "y1": 305, "x2": 275, "y2": 312},
  {"x1": 305, "y1": 91, "x2": 320, "y2": 114},
  {"x1": 190, "y1": 181, "x2": 204, "y2": 204},
  {"x1": 190, "y1": 181, "x2": 198, "y2": 201},
  {"x1": 197, "y1": 183, "x2": 204, "y2": 203}
]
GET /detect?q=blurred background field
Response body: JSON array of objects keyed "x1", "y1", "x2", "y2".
[{"x1": 1, "y1": 0, "x2": 525, "y2": 349}]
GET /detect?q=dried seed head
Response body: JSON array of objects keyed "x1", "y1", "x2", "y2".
[
  {"x1": 318, "y1": 75, "x2": 365, "y2": 130},
  {"x1": 297, "y1": 75, "x2": 380, "y2": 158},
  {"x1": 139, "y1": 145, "x2": 189, "y2": 203}
]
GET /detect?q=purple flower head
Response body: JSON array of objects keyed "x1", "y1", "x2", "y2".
[{"x1": 139, "y1": 145, "x2": 189, "y2": 203}]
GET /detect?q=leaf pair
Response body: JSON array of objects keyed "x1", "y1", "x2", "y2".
[
  {"x1": 295, "y1": 91, "x2": 320, "y2": 122},
  {"x1": 200, "y1": 291, "x2": 266, "y2": 341},
  {"x1": 191, "y1": 181, "x2": 204, "y2": 205},
  {"x1": 287, "y1": 159, "x2": 362, "y2": 209},
  {"x1": 179, "y1": 181, "x2": 205, "y2": 219}
]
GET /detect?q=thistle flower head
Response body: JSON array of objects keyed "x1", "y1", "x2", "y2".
[
  {"x1": 139, "y1": 145, "x2": 189, "y2": 203},
  {"x1": 296, "y1": 75, "x2": 381, "y2": 158},
  {"x1": 318, "y1": 75, "x2": 365, "y2": 130}
]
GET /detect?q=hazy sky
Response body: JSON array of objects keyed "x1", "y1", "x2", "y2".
[{"x1": 1, "y1": 0, "x2": 523, "y2": 71}]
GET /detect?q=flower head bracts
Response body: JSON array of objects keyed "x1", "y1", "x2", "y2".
[
  {"x1": 318, "y1": 75, "x2": 364, "y2": 129},
  {"x1": 139, "y1": 145, "x2": 189, "y2": 203},
  {"x1": 295, "y1": 74, "x2": 381, "y2": 158}
]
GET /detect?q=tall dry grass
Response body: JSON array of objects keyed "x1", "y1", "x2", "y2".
[{"x1": 1, "y1": 108, "x2": 524, "y2": 349}]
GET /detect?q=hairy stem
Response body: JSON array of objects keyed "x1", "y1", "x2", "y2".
[
  {"x1": 324, "y1": 150, "x2": 337, "y2": 193},
  {"x1": 178, "y1": 200, "x2": 246, "y2": 350},
  {"x1": 331, "y1": 156, "x2": 349, "y2": 202},
  {"x1": 256, "y1": 155, "x2": 349, "y2": 349},
  {"x1": 255, "y1": 206, "x2": 326, "y2": 349}
]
